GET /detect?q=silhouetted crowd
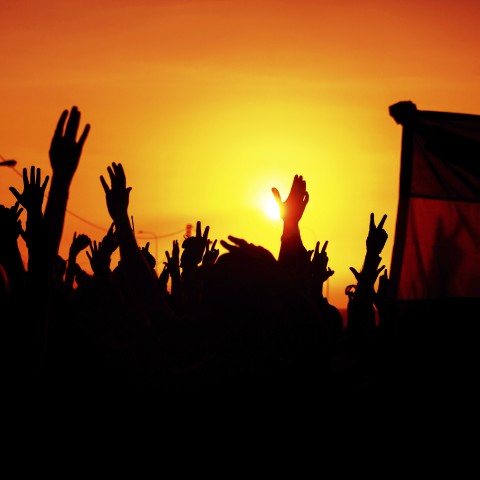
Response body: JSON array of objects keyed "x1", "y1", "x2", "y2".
[{"x1": 2, "y1": 106, "x2": 479, "y2": 415}]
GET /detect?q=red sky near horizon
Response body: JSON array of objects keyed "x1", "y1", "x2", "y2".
[{"x1": 1, "y1": 0, "x2": 480, "y2": 309}]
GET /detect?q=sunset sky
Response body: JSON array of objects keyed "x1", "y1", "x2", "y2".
[{"x1": 1, "y1": 0, "x2": 479, "y2": 309}]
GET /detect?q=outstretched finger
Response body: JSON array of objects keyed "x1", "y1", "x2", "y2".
[
  {"x1": 227, "y1": 235, "x2": 248, "y2": 248},
  {"x1": 303, "y1": 191, "x2": 309, "y2": 207},
  {"x1": 78, "y1": 124, "x2": 90, "y2": 149},
  {"x1": 14, "y1": 204, "x2": 24, "y2": 218},
  {"x1": 64, "y1": 107, "x2": 81, "y2": 140},
  {"x1": 113, "y1": 163, "x2": 127, "y2": 186},
  {"x1": 54, "y1": 109, "x2": 69, "y2": 137},
  {"x1": 271, "y1": 188, "x2": 282, "y2": 206},
  {"x1": 22, "y1": 167, "x2": 29, "y2": 186},
  {"x1": 107, "y1": 165, "x2": 116, "y2": 184},
  {"x1": 376, "y1": 265, "x2": 386, "y2": 276},
  {"x1": 100, "y1": 175, "x2": 110, "y2": 194},
  {"x1": 321, "y1": 240, "x2": 328, "y2": 254},
  {"x1": 377, "y1": 214, "x2": 387, "y2": 230},
  {"x1": 41, "y1": 175, "x2": 50, "y2": 192},
  {"x1": 9, "y1": 187, "x2": 21, "y2": 202},
  {"x1": 34, "y1": 167, "x2": 40, "y2": 186},
  {"x1": 203, "y1": 225, "x2": 210, "y2": 242},
  {"x1": 29, "y1": 166, "x2": 36, "y2": 185},
  {"x1": 291, "y1": 175, "x2": 300, "y2": 193},
  {"x1": 349, "y1": 266, "x2": 360, "y2": 281},
  {"x1": 369, "y1": 212, "x2": 375, "y2": 231},
  {"x1": 220, "y1": 239, "x2": 235, "y2": 252}
]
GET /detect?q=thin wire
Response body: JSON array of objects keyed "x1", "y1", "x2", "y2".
[
  {"x1": 138, "y1": 228, "x2": 185, "y2": 239},
  {"x1": 65, "y1": 209, "x2": 108, "y2": 231},
  {"x1": 6, "y1": 162, "x2": 184, "y2": 238}
]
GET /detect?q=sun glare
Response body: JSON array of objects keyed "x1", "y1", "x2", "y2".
[{"x1": 262, "y1": 195, "x2": 281, "y2": 220}]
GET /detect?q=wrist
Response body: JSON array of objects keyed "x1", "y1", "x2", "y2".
[{"x1": 281, "y1": 222, "x2": 300, "y2": 241}]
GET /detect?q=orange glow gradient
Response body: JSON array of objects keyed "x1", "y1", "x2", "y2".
[{"x1": 1, "y1": 0, "x2": 480, "y2": 309}]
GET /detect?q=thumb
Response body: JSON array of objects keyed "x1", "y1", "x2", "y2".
[
  {"x1": 349, "y1": 266, "x2": 360, "y2": 280},
  {"x1": 271, "y1": 188, "x2": 282, "y2": 206},
  {"x1": 9, "y1": 187, "x2": 21, "y2": 202}
]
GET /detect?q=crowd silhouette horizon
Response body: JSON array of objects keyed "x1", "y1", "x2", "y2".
[{"x1": 2, "y1": 104, "x2": 479, "y2": 415}]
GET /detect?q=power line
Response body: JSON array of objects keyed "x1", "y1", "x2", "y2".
[
  {"x1": 3, "y1": 158, "x2": 184, "y2": 238},
  {"x1": 138, "y1": 228, "x2": 185, "y2": 239}
]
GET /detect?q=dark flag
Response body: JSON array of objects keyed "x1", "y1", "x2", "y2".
[
  {"x1": 389, "y1": 101, "x2": 480, "y2": 302},
  {"x1": 376, "y1": 102, "x2": 480, "y2": 401}
]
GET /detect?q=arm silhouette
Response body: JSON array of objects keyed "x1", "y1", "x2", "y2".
[
  {"x1": 65, "y1": 232, "x2": 91, "y2": 290},
  {"x1": 347, "y1": 213, "x2": 388, "y2": 340},
  {"x1": 310, "y1": 240, "x2": 334, "y2": 298},
  {"x1": 181, "y1": 221, "x2": 209, "y2": 271},
  {"x1": 272, "y1": 174, "x2": 310, "y2": 268},
  {"x1": 0, "y1": 202, "x2": 25, "y2": 294},
  {"x1": 202, "y1": 239, "x2": 219, "y2": 266},
  {"x1": 100, "y1": 162, "x2": 163, "y2": 324},
  {"x1": 86, "y1": 239, "x2": 113, "y2": 280},
  {"x1": 9, "y1": 166, "x2": 49, "y2": 279},
  {"x1": 180, "y1": 221, "x2": 210, "y2": 314},
  {"x1": 164, "y1": 239, "x2": 182, "y2": 308},
  {"x1": 44, "y1": 107, "x2": 90, "y2": 271}
]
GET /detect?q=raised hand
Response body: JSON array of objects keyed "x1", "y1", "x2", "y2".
[
  {"x1": 69, "y1": 231, "x2": 91, "y2": 258},
  {"x1": 65, "y1": 231, "x2": 91, "y2": 291},
  {"x1": 366, "y1": 213, "x2": 388, "y2": 256},
  {"x1": 158, "y1": 264, "x2": 169, "y2": 292},
  {"x1": 181, "y1": 220, "x2": 209, "y2": 270},
  {"x1": 163, "y1": 239, "x2": 182, "y2": 307},
  {"x1": 220, "y1": 235, "x2": 276, "y2": 264},
  {"x1": 9, "y1": 166, "x2": 49, "y2": 213},
  {"x1": 0, "y1": 202, "x2": 24, "y2": 243},
  {"x1": 101, "y1": 222, "x2": 119, "y2": 256},
  {"x1": 311, "y1": 240, "x2": 334, "y2": 284},
  {"x1": 349, "y1": 264, "x2": 385, "y2": 285},
  {"x1": 202, "y1": 239, "x2": 219, "y2": 265},
  {"x1": 0, "y1": 202, "x2": 26, "y2": 292},
  {"x1": 86, "y1": 240, "x2": 111, "y2": 277},
  {"x1": 49, "y1": 106, "x2": 90, "y2": 182},
  {"x1": 44, "y1": 106, "x2": 90, "y2": 262},
  {"x1": 100, "y1": 162, "x2": 132, "y2": 222},
  {"x1": 271, "y1": 174, "x2": 309, "y2": 225},
  {"x1": 220, "y1": 235, "x2": 253, "y2": 255},
  {"x1": 141, "y1": 241, "x2": 156, "y2": 271},
  {"x1": 164, "y1": 240, "x2": 180, "y2": 275}
]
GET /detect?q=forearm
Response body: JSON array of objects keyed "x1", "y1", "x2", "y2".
[
  {"x1": 114, "y1": 214, "x2": 160, "y2": 315},
  {"x1": 43, "y1": 178, "x2": 71, "y2": 261},
  {"x1": 278, "y1": 221, "x2": 307, "y2": 265},
  {"x1": 356, "y1": 253, "x2": 382, "y2": 302}
]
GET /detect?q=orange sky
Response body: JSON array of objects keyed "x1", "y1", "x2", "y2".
[{"x1": 1, "y1": 0, "x2": 480, "y2": 309}]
